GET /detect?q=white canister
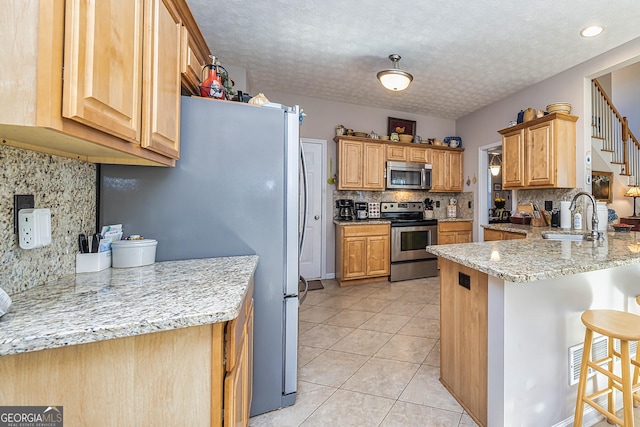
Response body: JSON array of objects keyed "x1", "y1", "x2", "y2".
[
  {"x1": 424, "y1": 209, "x2": 434, "y2": 219},
  {"x1": 447, "y1": 205, "x2": 457, "y2": 218},
  {"x1": 111, "y1": 239, "x2": 158, "y2": 268}
]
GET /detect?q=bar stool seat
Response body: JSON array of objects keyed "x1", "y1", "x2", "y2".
[{"x1": 574, "y1": 309, "x2": 640, "y2": 426}]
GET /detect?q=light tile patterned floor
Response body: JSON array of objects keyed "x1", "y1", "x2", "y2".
[{"x1": 249, "y1": 277, "x2": 479, "y2": 427}]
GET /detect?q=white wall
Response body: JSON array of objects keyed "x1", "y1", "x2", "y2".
[
  {"x1": 612, "y1": 61, "x2": 640, "y2": 139},
  {"x1": 457, "y1": 37, "x2": 640, "y2": 239},
  {"x1": 248, "y1": 90, "x2": 456, "y2": 277}
]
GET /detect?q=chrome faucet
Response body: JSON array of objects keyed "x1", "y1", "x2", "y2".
[{"x1": 569, "y1": 191, "x2": 602, "y2": 240}]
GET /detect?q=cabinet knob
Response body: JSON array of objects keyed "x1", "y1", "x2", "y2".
[{"x1": 314, "y1": 215, "x2": 320, "y2": 220}]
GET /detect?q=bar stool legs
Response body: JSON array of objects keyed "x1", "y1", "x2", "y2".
[{"x1": 574, "y1": 310, "x2": 640, "y2": 426}]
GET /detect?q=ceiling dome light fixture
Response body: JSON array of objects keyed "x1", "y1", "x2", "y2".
[
  {"x1": 377, "y1": 54, "x2": 413, "y2": 91},
  {"x1": 580, "y1": 25, "x2": 604, "y2": 38}
]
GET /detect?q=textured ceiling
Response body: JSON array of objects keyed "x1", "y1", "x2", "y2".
[{"x1": 187, "y1": 0, "x2": 640, "y2": 120}]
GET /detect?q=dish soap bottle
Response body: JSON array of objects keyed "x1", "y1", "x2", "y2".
[{"x1": 574, "y1": 213, "x2": 582, "y2": 230}]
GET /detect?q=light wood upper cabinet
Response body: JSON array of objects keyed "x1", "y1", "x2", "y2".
[
  {"x1": 63, "y1": 0, "x2": 143, "y2": 143},
  {"x1": 141, "y1": 0, "x2": 182, "y2": 159},
  {"x1": 1, "y1": 0, "x2": 208, "y2": 166},
  {"x1": 498, "y1": 113, "x2": 577, "y2": 189},
  {"x1": 386, "y1": 145, "x2": 407, "y2": 161},
  {"x1": 431, "y1": 149, "x2": 463, "y2": 192},
  {"x1": 336, "y1": 138, "x2": 385, "y2": 190},
  {"x1": 502, "y1": 129, "x2": 526, "y2": 188},
  {"x1": 409, "y1": 146, "x2": 431, "y2": 163},
  {"x1": 363, "y1": 142, "x2": 385, "y2": 189}
]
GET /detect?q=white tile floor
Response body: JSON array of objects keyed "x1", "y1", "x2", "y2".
[
  {"x1": 249, "y1": 277, "x2": 479, "y2": 427},
  {"x1": 248, "y1": 277, "x2": 640, "y2": 426}
]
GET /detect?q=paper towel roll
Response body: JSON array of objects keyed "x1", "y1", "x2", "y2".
[{"x1": 560, "y1": 201, "x2": 571, "y2": 230}]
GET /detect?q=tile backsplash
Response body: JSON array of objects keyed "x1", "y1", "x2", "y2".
[
  {"x1": 0, "y1": 144, "x2": 95, "y2": 295},
  {"x1": 333, "y1": 190, "x2": 474, "y2": 220}
]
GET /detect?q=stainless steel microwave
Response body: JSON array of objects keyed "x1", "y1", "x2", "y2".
[{"x1": 386, "y1": 161, "x2": 432, "y2": 190}]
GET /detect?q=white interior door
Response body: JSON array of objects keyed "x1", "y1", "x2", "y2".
[{"x1": 300, "y1": 139, "x2": 324, "y2": 279}]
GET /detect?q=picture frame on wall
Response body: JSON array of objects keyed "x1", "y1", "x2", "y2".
[
  {"x1": 592, "y1": 171, "x2": 613, "y2": 203},
  {"x1": 388, "y1": 117, "x2": 416, "y2": 136}
]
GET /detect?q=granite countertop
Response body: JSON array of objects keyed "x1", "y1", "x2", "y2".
[
  {"x1": 0, "y1": 256, "x2": 258, "y2": 356},
  {"x1": 333, "y1": 219, "x2": 391, "y2": 225},
  {"x1": 481, "y1": 223, "x2": 538, "y2": 235},
  {"x1": 427, "y1": 231, "x2": 640, "y2": 283}
]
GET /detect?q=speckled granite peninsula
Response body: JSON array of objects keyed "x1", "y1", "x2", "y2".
[
  {"x1": 0, "y1": 255, "x2": 258, "y2": 356},
  {"x1": 426, "y1": 230, "x2": 640, "y2": 427}
]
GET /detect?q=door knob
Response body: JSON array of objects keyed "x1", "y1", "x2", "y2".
[{"x1": 314, "y1": 215, "x2": 320, "y2": 220}]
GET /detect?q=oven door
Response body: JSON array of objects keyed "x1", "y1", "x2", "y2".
[{"x1": 391, "y1": 224, "x2": 438, "y2": 262}]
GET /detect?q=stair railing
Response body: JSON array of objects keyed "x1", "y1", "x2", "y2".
[{"x1": 592, "y1": 79, "x2": 640, "y2": 184}]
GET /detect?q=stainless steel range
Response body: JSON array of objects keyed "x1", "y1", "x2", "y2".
[{"x1": 381, "y1": 202, "x2": 438, "y2": 282}]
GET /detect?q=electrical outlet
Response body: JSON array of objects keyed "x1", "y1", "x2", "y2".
[
  {"x1": 18, "y1": 208, "x2": 51, "y2": 249},
  {"x1": 468, "y1": 201, "x2": 472, "y2": 209},
  {"x1": 436, "y1": 201, "x2": 440, "y2": 208},
  {"x1": 14, "y1": 194, "x2": 34, "y2": 234}
]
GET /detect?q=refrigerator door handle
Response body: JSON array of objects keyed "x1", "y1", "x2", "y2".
[
  {"x1": 299, "y1": 275, "x2": 309, "y2": 304},
  {"x1": 299, "y1": 145, "x2": 309, "y2": 257}
]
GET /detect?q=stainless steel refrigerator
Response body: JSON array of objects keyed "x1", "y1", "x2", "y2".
[{"x1": 99, "y1": 96, "x2": 307, "y2": 416}]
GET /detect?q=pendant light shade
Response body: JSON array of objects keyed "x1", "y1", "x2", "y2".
[
  {"x1": 377, "y1": 54, "x2": 413, "y2": 91},
  {"x1": 489, "y1": 154, "x2": 502, "y2": 176}
]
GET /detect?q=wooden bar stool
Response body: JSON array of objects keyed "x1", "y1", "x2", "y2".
[{"x1": 574, "y1": 310, "x2": 640, "y2": 426}]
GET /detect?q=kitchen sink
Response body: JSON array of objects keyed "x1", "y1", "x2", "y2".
[{"x1": 541, "y1": 233, "x2": 587, "y2": 241}]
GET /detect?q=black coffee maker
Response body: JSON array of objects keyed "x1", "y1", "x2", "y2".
[{"x1": 336, "y1": 199, "x2": 355, "y2": 220}]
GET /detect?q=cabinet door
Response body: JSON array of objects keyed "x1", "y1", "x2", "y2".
[
  {"x1": 456, "y1": 231, "x2": 472, "y2": 243},
  {"x1": 363, "y1": 143, "x2": 385, "y2": 190},
  {"x1": 343, "y1": 237, "x2": 367, "y2": 279},
  {"x1": 141, "y1": 0, "x2": 182, "y2": 160},
  {"x1": 386, "y1": 145, "x2": 407, "y2": 161},
  {"x1": 447, "y1": 151, "x2": 463, "y2": 191},
  {"x1": 431, "y1": 150, "x2": 447, "y2": 191},
  {"x1": 338, "y1": 141, "x2": 363, "y2": 189},
  {"x1": 438, "y1": 232, "x2": 457, "y2": 245},
  {"x1": 502, "y1": 130, "x2": 525, "y2": 188},
  {"x1": 483, "y1": 229, "x2": 503, "y2": 241},
  {"x1": 526, "y1": 121, "x2": 554, "y2": 187},
  {"x1": 180, "y1": 27, "x2": 207, "y2": 95},
  {"x1": 409, "y1": 147, "x2": 430, "y2": 163},
  {"x1": 366, "y1": 235, "x2": 390, "y2": 276},
  {"x1": 224, "y1": 333, "x2": 247, "y2": 427},
  {"x1": 63, "y1": 0, "x2": 143, "y2": 142}
]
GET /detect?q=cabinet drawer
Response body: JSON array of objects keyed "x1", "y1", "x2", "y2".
[
  {"x1": 439, "y1": 221, "x2": 472, "y2": 232},
  {"x1": 342, "y1": 224, "x2": 390, "y2": 237}
]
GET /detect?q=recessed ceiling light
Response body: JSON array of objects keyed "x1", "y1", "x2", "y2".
[{"x1": 580, "y1": 25, "x2": 604, "y2": 38}]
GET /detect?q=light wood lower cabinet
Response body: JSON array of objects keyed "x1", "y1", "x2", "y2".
[
  {"x1": 440, "y1": 258, "x2": 488, "y2": 426},
  {"x1": 438, "y1": 221, "x2": 472, "y2": 244},
  {"x1": 222, "y1": 282, "x2": 254, "y2": 427},
  {"x1": 336, "y1": 223, "x2": 390, "y2": 286},
  {"x1": 483, "y1": 228, "x2": 526, "y2": 241},
  {"x1": 0, "y1": 281, "x2": 254, "y2": 427}
]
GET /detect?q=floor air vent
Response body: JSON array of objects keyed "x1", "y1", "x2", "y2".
[{"x1": 568, "y1": 336, "x2": 638, "y2": 386}]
